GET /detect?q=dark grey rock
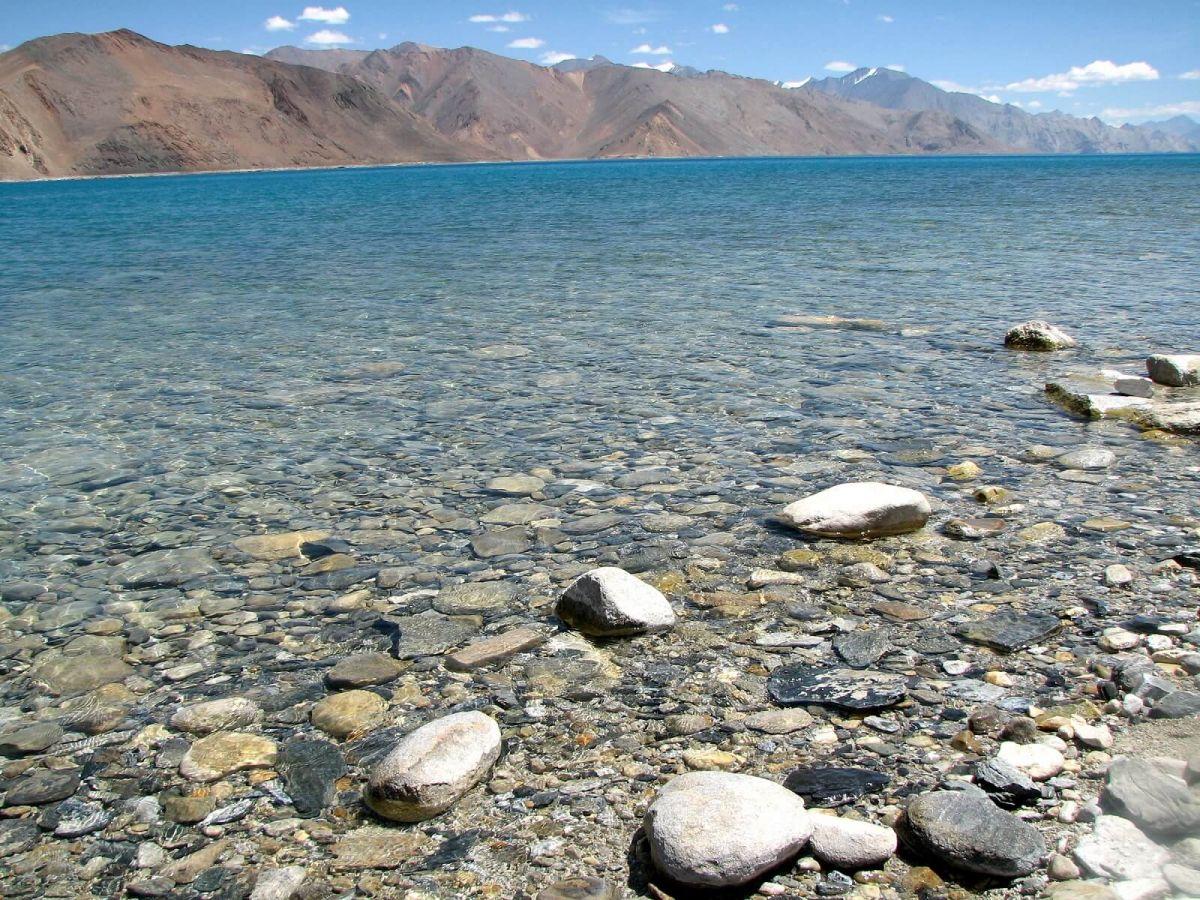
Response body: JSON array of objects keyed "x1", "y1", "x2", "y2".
[
  {"x1": 51, "y1": 797, "x2": 112, "y2": 837},
  {"x1": 470, "y1": 527, "x2": 532, "y2": 559},
  {"x1": 903, "y1": 790, "x2": 1046, "y2": 878},
  {"x1": 3, "y1": 768, "x2": 80, "y2": 806},
  {"x1": 301, "y1": 566, "x2": 379, "y2": 591},
  {"x1": 389, "y1": 611, "x2": 481, "y2": 659},
  {"x1": 1153, "y1": 691, "x2": 1200, "y2": 719},
  {"x1": 956, "y1": 610, "x2": 1060, "y2": 653},
  {"x1": 768, "y1": 665, "x2": 907, "y2": 710},
  {"x1": 280, "y1": 738, "x2": 346, "y2": 818},
  {"x1": 784, "y1": 766, "x2": 889, "y2": 807},
  {"x1": 833, "y1": 628, "x2": 892, "y2": 668},
  {"x1": 975, "y1": 758, "x2": 1043, "y2": 809},
  {"x1": 0, "y1": 723, "x2": 63, "y2": 756}
]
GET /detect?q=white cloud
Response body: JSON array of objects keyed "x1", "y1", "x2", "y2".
[
  {"x1": 606, "y1": 8, "x2": 657, "y2": 25},
  {"x1": 508, "y1": 37, "x2": 545, "y2": 49},
  {"x1": 877, "y1": 14, "x2": 894, "y2": 23},
  {"x1": 824, "y1": 60, "x2": 856, "y2": 73},
  {"x1": 0, "y1": 45, "x2": 9, "y2": 52},
  {"x1": 1028, "y1": 100, "x2": 1042, "y2": 109},
  {"x1": 378, "y1": 32, "x2": 387, "y2": 40},
  {"x1": 488, "y1": 25, "x2": 510, "y2": 32},
  {"x1": 264, "y1": 15, "x2": 295, "y2": 31},
  {"x1": 723, "y1": 2, "x2": 740, "y2": 10},
  {"x1": 631, "y1": 43, "x2": 671, "y2": 55},
  {"x1": 1181, "y1": 69, "x2": 1200, "y2": 80},
  {"x1": 305, "y1": 29, "x2": 354, "y2": 44},
  {"x1": 1004, "y1": 60, "x2": 1159, "y2": 93},
  {"x1": 1102, "y1": 100, "x2": 1200, "y2": 123},
  {"x1": 470, "y1": 11, "x2": 529, "y2": 23},
  {"x1": 299, "y1": 6, "x2": 350, "y2": 25},
  {"x1": 540, "y1": 51, "x2": 576, "y2": 65},
  {"x1": 710, "y1": 23, "x2": 730, "y2": 34},
  {"x1": 633, "y1": 61, "x2": 676, "y2": 72}
]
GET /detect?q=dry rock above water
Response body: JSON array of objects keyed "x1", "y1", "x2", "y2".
[
  {"x1": 778, "y1": 481, "x2": 931, "y2": 539},
  {"x1": 643, "y1": 771, "x2": 812, "y2": 887},
  {"x1": 555, "y1": 566, "x2": 675, "y2": 636},
  {"x1": 1004, "y1": 320, "x2": 1078, "y2": 350}
]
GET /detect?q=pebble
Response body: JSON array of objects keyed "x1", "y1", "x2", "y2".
[
  {"x1": 248, "y1": 866, "x2": 307, "y2": 900},
  {"x1": 311, "y1": 690, "x2": 386, "y2": 739},
  {"x1": 170, "y1": 697, "x2": 263, "y2": 735}
]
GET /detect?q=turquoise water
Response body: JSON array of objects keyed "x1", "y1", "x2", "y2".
[{"x1": 1, "y1": 155, "x2": 1198, "y2": 579}]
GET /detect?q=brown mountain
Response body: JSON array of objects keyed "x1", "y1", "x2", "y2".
[
  {"x1": 0, "y1": 30, "x2": 464, "y2": 180},
  {"x1": 267, "y1": 41, "x2": 1005, "y2": 161}
]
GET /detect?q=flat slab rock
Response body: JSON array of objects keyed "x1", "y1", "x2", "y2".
[
  {"x1": 768, "y1": 665, "x2": 907, "y2": 710},
  {"x1": 1102, "y1": 756, "x2": 1200, "y2": 836},
  {"x1": 784, "y1": 767, "x2": 890, "y2": 807},
  {"x1": 956, "y1": 610, "x2": 1060, "y2": 652},
  {"x1": 903, "y1": 790, "x2": 1046, "y2": 878}
]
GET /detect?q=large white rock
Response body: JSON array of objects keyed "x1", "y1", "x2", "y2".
[
  {"x1": 365, "y1": 711, "x2": 501, "y2": 822},
  {"x1": 779, "y1": 483, "x2": 931, "y2": 539},
  {"x1": 1004, "y1": 321, "x2": 1077, "y2": 351},
  {"x1": 643, "y1": 771, "x2": 812, "y2": 887},
  {"x1": 1074, "y1": 815, "x2": 1170, "y2": 882},
  {"x1": 1146, "y1": 354, "x2": 1200, "y2": 387},
  {"x1": 997, "y1": 741, "x2": 1066, "y2": 781},
  {"x1": 555, "y1": 567, "x2": 675, "y2": 637},
  {"x1": 808, "y1": 815, "x2": 897, "y2": 870}
]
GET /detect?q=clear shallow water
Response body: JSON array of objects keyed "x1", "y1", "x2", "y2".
[{"x1": 0, "y1": 155, "x2": 1198, "y2": 582}]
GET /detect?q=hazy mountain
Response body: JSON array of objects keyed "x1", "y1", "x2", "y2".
[
  {"x1": 550, "y1": 55, "x2": 614, "y2": 74},
  {"x1": 0, "y1": 30, "x2": 464, "y2": 180},
  {"x1": 1144, "y1": 115, "x2": 1200, "y2": 141},
  {"x1": 808, "y1": 67, "x2": 1199, "y2": 153}
]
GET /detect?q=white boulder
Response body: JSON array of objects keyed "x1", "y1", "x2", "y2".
[
  {"x1": 644, "y1": 771, "x2": 812, "y2": 887},
  {"x1": 997, "y1": 741, "x2": 1065, "y2": 781},
  {"x1": 779, "y1": 482, "x2": 931, "y2": 539},
  {"x1": 1146, "y1": 354, "x2": 1200, "y2": 387},
  {"x1": 808, "y1": 815, "x2": 897, "y2": 870},
  {"x1": 365, "y1": 711, "x2": 501, "y2": 822},
  {"x1": 555, "y1": 567, "x2": 675, "y2": 636},
  {"x1": 1004, "y1": 321, "x2": 1077, "y2": 351}
]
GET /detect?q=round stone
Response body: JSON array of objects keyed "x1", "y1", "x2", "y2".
[
  {"x1": 170, "y1": 698, "x2": 262, "y2": 736},
  {"x1": 310, "y1": 690, "x2": 387, "y2": 739},
  {"x1": 643, "y1": 771, "x2": 812, "y2": 887},
  {"x1": 808, "y1": 815, "x2": 898, "y2": 870},
  {"x1": 365, "y1": 711, "x2": 501, "y2": 822}
]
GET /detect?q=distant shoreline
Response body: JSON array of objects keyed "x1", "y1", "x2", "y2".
[{"x1": 3, "y1": 150, "x2": 1198, "y2": 187}]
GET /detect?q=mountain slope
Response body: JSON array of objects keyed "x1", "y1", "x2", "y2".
[
  {"x1": 0, "y1": 30, "x2": 465, "y2": 180},
  {"x1": 808, "y1": 67, "x2": 1199, "y2": 153}
]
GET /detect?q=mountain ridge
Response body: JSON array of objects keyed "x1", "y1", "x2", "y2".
[{"x1": 0, "y1": 30, "x2": 1194, "y2": 181}]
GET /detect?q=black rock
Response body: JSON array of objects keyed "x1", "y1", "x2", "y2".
[
  {"x1": 832, "y1": 628, "x2": 892, "y2": 668},
  {"x1": 0, "y1": 582, "x2": 46, "y2": 603},
  {"x1": 2, "y1": 768, "x2": 80, "y2": 806},
  {"x1": 974, "y1": 758, "x2": 1043, "y2": 810},
  {"x1": 1172, "y1": 549, "x2": 1200, "y2": 570},
  {"x1": 902, "y1": 790, "x2": 1046, "y2": 878},
  {"x1": 300, "y1": 537, "x2": 354, "y2": 559},
  {"x1": 280, "y1": 738, "x2": 346, "y2": 818},
  {"x1": 955, "y1": 610, "x2": 1060, "y2": 653},
  {"x1": 768, "y1": 665, "x2": 907, "y2": 710},
  {"x1": 784, "y1": 766, "x2": 890, "y2": 806}
]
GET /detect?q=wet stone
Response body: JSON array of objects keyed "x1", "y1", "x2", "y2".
[
  {"x1": 956, "y1": 610, "x2": 1060, "y2": 652},
  {"x1": 536, "y1": 877, "x2": 620, "y2": 900},
  {"x1": 300, "y1": 565, "x2": 379, "y2": 591},
  {"x1": 768, "y1": 665, "x2": 907, "y2": 710},
  {"x1": 784, "y1": 767, "x2": 890, "y2": 807},
  {"x1": 833, "y1": 628, "x2": 892, "y2": 668},
  {"x1": 331, "y1": 827, "x2": 431, "y2": 869},
  {"x1": 0, "y1": 722, "x2": 63, "y2": 756},
  {"x1": 444, "y1": 626, "x2": 545, "y2": 672},
  {"x1": 310, "y1": 690, "x2": 387, "y2": 739},
  {"x1": 179, "y1": 732, "x2": 278, "y2": 782},
  {"x1": 51, "y1": 796, "x2": 112, "y2": 837},
  {"x1": 2, "y1": 768, "x2": 80, "y2": 806},
  {"x1": 326, "y1": 652, "x2": 404, "y2": 688},
  {"x1": 471, "y1": 527, "x2": 533, "y2": 558},
  {"x1": 279, "y1": 738, "x2": 346, "y2": 818},
  {"x1": 432, "y1": 581, "x2": 516, "y2": 616},
  {"x1": 112, "y1": 547, "x2": 219, "y2": 587},
  {"x1": 389, "y1": 610, "x2": 481, "y2": 659}
]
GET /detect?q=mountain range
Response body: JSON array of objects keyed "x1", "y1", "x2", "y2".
[{"x1": 0, "y1": 29, "x2": 1195, "y2": 181}]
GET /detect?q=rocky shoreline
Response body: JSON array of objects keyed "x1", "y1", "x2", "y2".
[{"x1": 0, "y1": 323, "x2": 1197, "y2": 899}]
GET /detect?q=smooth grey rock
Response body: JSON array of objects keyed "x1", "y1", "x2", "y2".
[
  {"x1": 249, "y1": 866, "x2": 307, "y2": 900},
  {"x1": 1005, "y1": 321, "x2": 1077, "y2": 351},
  {"x1": 1146, "y1": 354, "x2": 1200, "y2": 387},
  {"x1": 1074, "y1": 815, "x2": 1169, "y2": 881},
  {"x1": 390, "y1": 611, "x2": 481, "y2": 659},
  {"x1": 808, "y1": 815, "x2": 897, "y2": 870},
  {"x1": 1055, "y1": 447, "x2": 1116, "y2": 470},
  {"x1": 112, "y1": 548, "x2": 219, "y2": 587},
  {"x1": 644, "y1": 771, "x2": 812, "y2": 887},
  {"x1": 1114, "y1": 377, "x2": 1155, "y2": 399},
  {"x1": 279, "y1": 738, "x2": 346, "y2": 818},
  {"x1": 975, "y1": 758, "x2": 1042, "y2": 809},
  {"x1": 556, "y1": 567, "x2": 675, "y2": 637},
  {"x1": 1102, "y1": 756, "x2": 1200, "y2": 836},
  {"x1": 52, "y1": 797, "x2": 112, "y2": 837},
  {"x1": 433, "y1": 582, "x2": 516, "y2": 616},
  {"x1": 1152, "y1": 690, "x2": 1200, "y2": 719},
  {"x1": 365, "y1": 711, "x2": 501, "y2": 822},
  {"x1": 779, "y1": 482, "x2": 930, "y2": 539},
  {"x1": 470, "y1": 527, "x2": 532, "y2": 558},
  {"x1": 2, "y1": 768, "x2": 80, "y2": 806},
  {"x1": 326, "y1": 652, "x2": 403, "y2": 688},
  {"x1": 903, "y1": 790, "x2": 1046, "y2": 878},
  {"x1": 0, "y1": 723, "x2": 63, "y2": 756},
  {"x1": 997, "y1": 741, "x2": 1065, "y2": 781},
  {"x1": 1163, "y1": 863, "x2": 1200, "y2": 896}
]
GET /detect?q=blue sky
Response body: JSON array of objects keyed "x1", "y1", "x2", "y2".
[{"x1": 3, "y1": 1, "x2": 1198, "y2": 123}]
